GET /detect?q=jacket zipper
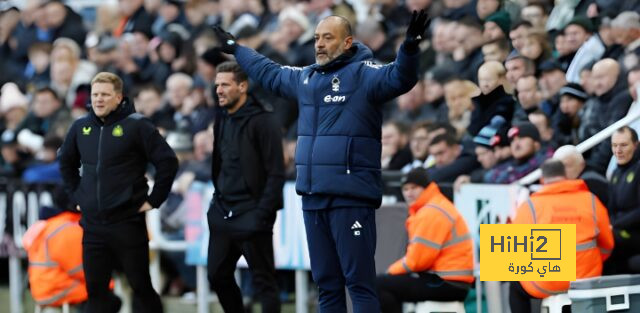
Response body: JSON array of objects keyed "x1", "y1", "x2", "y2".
[
  {"x1": 307, "y1": 72, "x2": 318, "y2": 193},
  {"x1": 346, "y1": 137, "x2": 352, "y2": 174},
  {"x1": 97, "y1": 126, "x2": 104, "y2": 211}
]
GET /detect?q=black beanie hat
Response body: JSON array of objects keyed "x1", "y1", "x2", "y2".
[{"x1": 402, "y1": 168, "x2": 431, "y2": 187}]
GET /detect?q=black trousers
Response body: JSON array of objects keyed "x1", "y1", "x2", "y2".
[
  {"x1": 81, "y1": 215, "x2": 162, "y2": 313},
  {"x1": 207, "y1": 230, "x2": 280, "y2": 313},
  {"x1": 376, "y1": 273, "x2": 469, "y2": 313}
]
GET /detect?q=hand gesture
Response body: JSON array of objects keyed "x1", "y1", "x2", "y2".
[
  {"x1": 406, "y1": 10, "x2": 430, "y2": 42},
  {"x1": 213, "y1": 26, "x2": 238, "y2": 54}
]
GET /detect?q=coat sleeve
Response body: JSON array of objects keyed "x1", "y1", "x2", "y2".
[
  {"x1": 594, "y1": 195, "x2": 614, "y2": 261},
  {"x1": 58, "y1": 122, "x2": 81, "y2": 205},
  {"x1": 362, "y1": 44, "x2": 420, "y2": 104},
  {"x1": 234, "y1": 45, "x2": 302, "y2": 100},
  {"x1": 387, "y1": 208, "x2": 451, "y2": 275},
  {"x1": 254, "y1": 113, "x2": 285, "y2": 212},
  {"x1": 513, "y1": 200, "x2": 535, "y2": 224},
  {"x1": 49, "y1": 223, "x2": 84, "y2": 282},
  {"x1": 138, "y1": 119, "x2": 179, "y2": 208}
]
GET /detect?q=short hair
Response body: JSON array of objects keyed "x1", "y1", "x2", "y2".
[
  {"x1": 615, "y1": 126, "x2": 639, "y2": 143},
  {"x1": 429, "y1": 133, "x2": 458, "y2": 147},
  {"x1": 410, "y1": 121, "x2": 433, "y2": 136},
  {"x1": 135, "y1": 84, "x2": 163, "y2": 98},
  {"x1": 529, "y1": 109, "x2": 551, "y2": 127},
  {"x1": 629, "y1": 65, "x2": 640, "y2": 74},
  {"x1": 427, "y1": 121, "x2": 457, "y2": 137},
  {"x1": 383, "y1": 120, "x2": 409, "y2": 135},
  {"x1": 91, "y1": 72, "x2": 123, "y2": 94},
  {"x1": 216, "y1": 61, "x2": 248, "y2": 84},
  {"x1": 326, "y1": 15, "x2": 353, "y2": 37},
  {"x1": 541, "y1": 159, "x2": 566, "y2": 179},
  {"x1": 35, "y1": 86, "x2": 59, "y2": 101},
  {"x1": 510, "y1": 20, "x2": 533, "y2": 32}
]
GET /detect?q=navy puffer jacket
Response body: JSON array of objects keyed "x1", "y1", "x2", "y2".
[{"x1": 234, "y1": 42, "x2": 419, "y2": 204}]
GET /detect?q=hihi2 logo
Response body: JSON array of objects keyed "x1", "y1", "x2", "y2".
[{"x1": 480, "y1": 224, "x2": 576, "y2": 281}]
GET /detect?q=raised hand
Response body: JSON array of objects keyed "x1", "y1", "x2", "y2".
[
  {"x1": 213, "y1": 26, "x2": 238, "y2": 54},
  {"x1": 404, "y1": 10, "x2": 430, "y2": 52}
]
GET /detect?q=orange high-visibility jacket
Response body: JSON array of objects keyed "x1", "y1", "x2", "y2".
[
  {"x1": 514, "y1": 179, "x2": 614, "y2": 298},
  {"x1": 22, "y1": 211, "x2": 87, "y2": 306},
  {"x1": 388, "y1": 183, "x2": 474, "y2": 283}
]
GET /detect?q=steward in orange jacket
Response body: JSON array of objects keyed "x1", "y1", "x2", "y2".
[
  {"x1": 22, "y1": 209, "x2": 87, "y2": 307},
  {"x1": 510, "y1": 160, "x2": 614, "y2": 313},
  {"x1": 377, "y1": 168, "x2": 474, "y2": 313}
]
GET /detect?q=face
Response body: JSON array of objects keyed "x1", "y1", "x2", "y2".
[
  {"x1": 510, "y1": 136, "x2": 539, "y2": 160},
  {"x1": 591, "y1": 66, "x2": 618, "y2": 97},
  {"x1": 564, "y1": 25, "x2": 590, "y2": 53},
  {"x1": 483, "y1": 21, "x2": 504, "y2": 41},
  {"x1": 314, "y1": 18, "x2": 353, "y2": 66},
  {"x1": 410, "y1": 128, "x2": 430, "y2": 160},
  {"x1": 559, "y1": 95, "x2": 583, "y2": 117},
  {"x1": 476, "y1": 0, "x2": 499, "y2": 19},
  {"x1": 45, "y1": 2, "x2": 66, "y2": 28},
  {"x1": 159, "y1": 42, "x2": 177, "y2": 62},
  {"x1": 33, "y1": 91, "x2": 61, "y2": 119},
  {"x1": 580, "y1": 70, "x2": 594, "y2": 94},
  {"x1": 406, "y1": 0, "x2": 432, "y2": 11},
  {"x1": 478, "y1": 68, "x2": 501, "y2": 95},
  {"x1": 629, "y1": 70, "x2": 640, "y2": 101},
  {"x1": 444, "y1": 82, "x2": 472, "y2": 117},
  {"x1": 402, "y1": 182, "x2": 425, "y2": 204},
  {"x1": 475, "y1": 145, "x2": 498, "y2": 169},
  {"x1": 166, "y1": 80, "x2": 191, "y2": 108},
  {"x1": 215, "y1": 72, "x2": 247, "y2": 110},
  {"x1": 382, "y1": 124, "x2": 402, "y2": 157},
  {"x1": 281, "y1": 18, "x2": 305, "y2": 41},
  {"x1": 118, "y1": 0, "x2": 144, "y2": 16},
  {"x1": 505, "y1": 58, "x2": 526, "y2": 86},
  {"x1": 516, "y1": 77, "x2": 540, "y2": 109},
  {"x1": 539, "y1": 70, "x2": 566, "y2": 99},
  {"x1": 509, "y1": 25, "x2": 529, "y2": 52},
  {"x1": 612, "y1": 130, "x2": 638, "y2": 165},
  {"x1": 397, "y1": 83, "x2": 424, "y2": 111},
  {"x1": 423, "y1": 79, "x2": 444, "y2": 103},
  {"x1": 528, "y1": 113, "x2": 552, "y2": 141},
  {"x1": 91, "y1": 82, "x2": 123, "y2": 119},
  {"x1": 135, "y1": 89, "x2": 163, "y2": 117},
  {"x1": 554, "y1": 34, "x2": 571, "y2": 56},
  {"x1": 482, "y1": 43, "x2": 507, "y2": 62},
  {"x1": 521, "y1": 6, "x2": 545, "y2": 28},
  {"x1": 429, "y1": 141, "x2": 458, "y2": 167},
  {"x1": 520, "y1": 37, "x2": 542, "y2": 60}
]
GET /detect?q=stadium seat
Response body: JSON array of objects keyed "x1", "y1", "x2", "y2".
[
  {"x1": 414, "y1": 300, "x2": 466, "y2": 313},
  {"x1": 35, "y1": 302, "x2": 70, "y2": 313},
  {"x1": 540, "y1": 293, "x2": 571, "y2": 313}
]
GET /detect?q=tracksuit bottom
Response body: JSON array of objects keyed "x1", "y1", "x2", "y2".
[
  {"x1": 303, "y1": 207, "x2": 380, "y2": 313},
  {"x1": 376, "y1": 273, "x2": 470, "y2": 313},
  {"x1": 81, "y1": 215, "x2": 162, "y2": 313},
  {"x1": 207, "y1": 231, "x2": 280, "y2": 313}
]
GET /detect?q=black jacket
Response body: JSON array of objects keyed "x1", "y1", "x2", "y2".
[
  {"x1": 608, "y1": 152, "x2": 640, "y2": 229},
  {"x1": 469, "y1": 86, "x2": 515, "y2": 137},
  {"x1": 59, "y1": 98, "x2": 178, "y2": 224},
  {"x1": 210, "y1": 96, "x2": 285, "y2": 232}
]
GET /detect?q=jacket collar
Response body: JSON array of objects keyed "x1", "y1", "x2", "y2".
[
  {"x1": 534, "y1": 179, "x2": 589, "y2": 196},
  {"x1": 90, "y1": 97, "x2": 136, "y2": 126},
  {"x1": 409, "y1": 182, "x2": 442, "y2": 216}
]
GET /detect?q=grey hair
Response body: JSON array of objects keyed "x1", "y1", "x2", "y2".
[{"x1": 611, "y1": 11, "x2": 640, "y2": 30}]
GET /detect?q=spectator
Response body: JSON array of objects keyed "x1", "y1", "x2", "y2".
[
  {"x1": 605, "y1": 126, "x2": 640, "y2": 274},
  {"x1": 510, "y1": 160, "x2": 613, "y2": 312},
  {"x1": 482, "y1": 38, "x2": 510, "y2": 63},
  {"x1": 483, "y1": 11, "x2": 511, "y2": 41},
  {"x1": 537, "y1": 59, "x2": 566, "y2": 116},
  {"x1": 0, "y1": 82, "x2": 30, "y2": 178},
  {"x1": 43, "y1": 0, "x2": 87, "y2": 47},
  {"x1": 16, "y1": 86, "x2": 72, "y2": 152},
  {"x1": 611, "y1": 11, "x2": 640, "y2": 70},
  {"x1": 513, "y1": 75, "x2": 542, "y2": 121},
  {"x1": 134, "y1": 85, "x2": 165, "y2": 122},
  {"x1": 22, "y1": 135, "x2": 64, "y2": 184},
  {"x1": 355, "y1": 20, "x2": 396, "y2": 64},
  {"x1": 114, "y1": 0, "x2": 154, "y2": 38},
  {"x1": 553, "y1": 144, "x2": 609, "y2": 205},
  {"x1": 598, "y1": 17, "x2": 624, "y2": 61},
  {"x1": 394, "y1": 81, "x2": 429, "y2": 124},
  {"x1": 520, "y1": 3, "x2": 548, "y2": 30},
  {"x1": 483, "y1": 122, "x2": 553, "y2": 183},
  {"x1": 509, "y1": 20, "x2": 533, "y2": 53},
  {"x1": 556, "y1": 82, "x2": 590, "y2": 145},
  {"x1": 452, "y1": 17, "x2": 485, "y2": 82},
  {"x1": 443, "y1": 79, "x2": 478, "y2": 138},
  {"x1": 504, "y1": 51, "x2": 535, "y2": 88},
  {"x1": 564, "y1": 16, "x2": 605, "y2": 83},
  {"x1": 420, "y1": 66, "x2": 450, "y2": 123},
  {"x1": 427, "y1": 133, "x2": 479, "y2": 183},
  {"x1": 528, "y1": 109, "x2": 556, "y2": 148},
  {"x1": 50, "y1": 38, "x2": 97, "y2": 107},
  {"x1": 520, "y1": 31, "x2": 551, "y2": 67},
  {"x1": 381, "y1": 121, "x2": 412, "y2": 170},
  {"x1": 403, "y1": 121, "x2": 434, "y2": 173},
  {"x1": 469, "y1": 61, "x2": 515, "y2": 136},
  {"x1": 23, "y1": 42, "x2": 52, "y2": 92},
  {"x1": 377, "y1": 168, "x2": 473, "y2": 313}
]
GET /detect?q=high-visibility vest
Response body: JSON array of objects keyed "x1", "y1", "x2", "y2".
[
  {"x1": 22, "y1": 212, "x2": 87, "y2": 306},
  {"x1": 388, "y1": 183, "x2": 474, "y2": 283},
  {"x1": 514, "y1": 179, "x2": 614, "y2": 298}
]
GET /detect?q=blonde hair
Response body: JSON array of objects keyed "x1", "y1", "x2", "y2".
[{"x1": 91, "y1": 72, "x2": 123, "y2": 94}]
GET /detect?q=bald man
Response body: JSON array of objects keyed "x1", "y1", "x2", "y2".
[
  {"x1": 553, "y1": 145, "x2": 609, "y2": 204},
  {"x1": 214, "y1": 12, "x2": 430, "y2": 312}
]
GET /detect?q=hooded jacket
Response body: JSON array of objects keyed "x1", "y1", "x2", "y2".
[
  {"x1": 59, "y1": 98, "x2": 178, "y2": 224},
  {"x1": 468, "y1": 86, "x2": 515, "y2": 137},
  {"x1": 234, "y1": 42, "x2": 419, "y2": 208}
]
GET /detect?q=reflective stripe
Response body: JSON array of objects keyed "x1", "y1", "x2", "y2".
[
  {"x1": 442, "y1": 234, "x2": 471, "y2": 248},
  {"x1": 36, "y1": 281, "x2": 80, "y2": 305},
  {"x1": 530, "y1": 281, "x2": 566, "y2": 296},
  {"x1": 576, "y1": 240, "x2": 597, "y2": 251},
  {"x1": 68, "y1": 265, "x2": 83, "y2": 275},
  {"x1": 411, "y1": 236, "x2": 441, "y2": 250},
  {"x1": 600, "y1": 247, "x2": 612, "y2": 255},
  {"x1": 425, "y1": 204, "x2": 457, "y2": 236},
  {"x1": 44, "y1": 222, "x2": 74, "y2": 264},
  {"x1": 527, "y1": 199, "x2": 537, "y2": 224},
  {"x1": 591, "y1": 194, "x2": 599, "y2": 237},
  {"x1": 431, "y1": 269, "x2": 474, "y2": 277},
  {"x1": 402, "y1": 259, "x2": 413, "y2": 273},
  {"x1": 29, "y1": 261, "x2": 58, "y2": 267}
]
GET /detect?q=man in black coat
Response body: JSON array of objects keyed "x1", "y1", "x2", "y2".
[
  {"x1": 59, "y1": 72, "x2": 178, "y2": 313},
  {"x1": 208, "y1": 61, "x2": 285, "y2": 313}
]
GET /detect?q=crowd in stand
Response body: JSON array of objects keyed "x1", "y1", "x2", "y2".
[{"x1": 1, "y1": 0, "x2": 640, "y2": 304}]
